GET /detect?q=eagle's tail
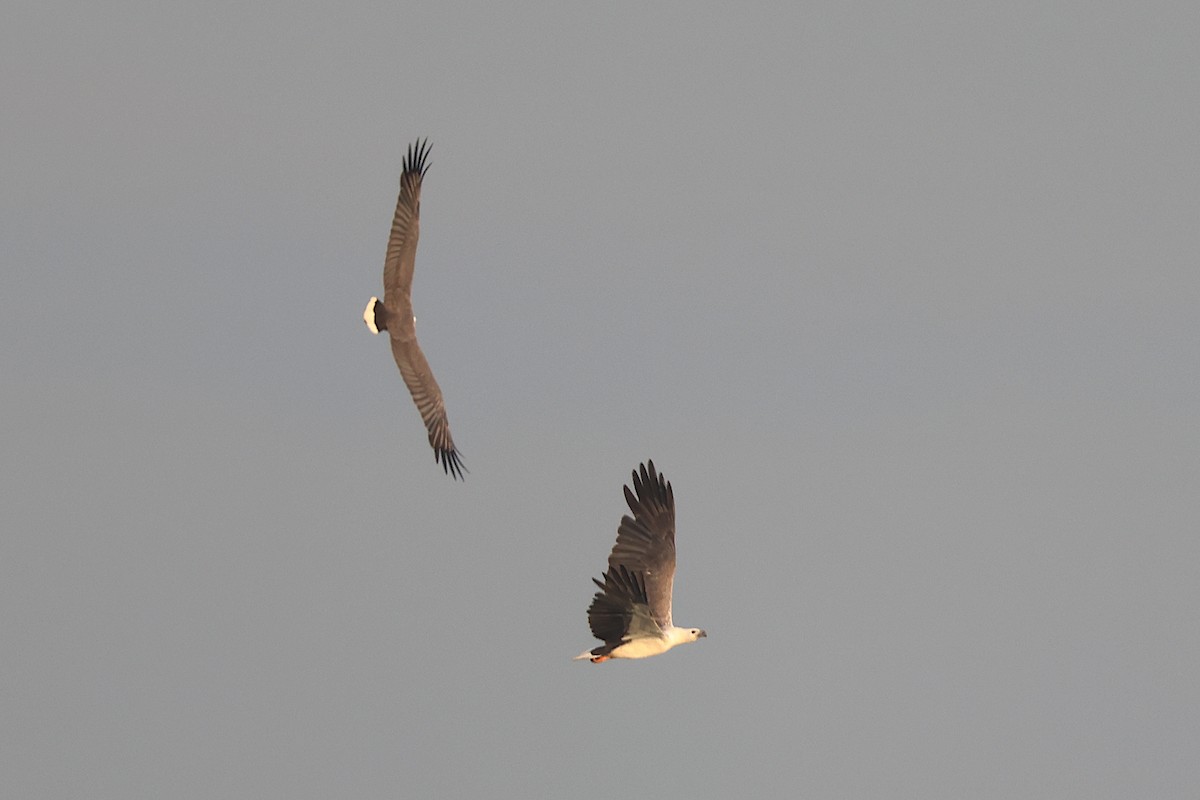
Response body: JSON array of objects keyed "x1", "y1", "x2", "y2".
[{"x1": 363, "y1": 297, "x2": 387, "y2": 334}]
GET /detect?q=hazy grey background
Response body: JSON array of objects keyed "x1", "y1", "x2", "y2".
[{"x1": 4, "y1": 1, "x2": 1198, "y2": 797}]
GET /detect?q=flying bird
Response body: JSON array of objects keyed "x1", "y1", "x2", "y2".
[
  {"x1": 363, "y1": 139, "x2": 465, "y2": 480},
  {"x1": 574, "y1": 461, "x2": 706, "y2": 663}
]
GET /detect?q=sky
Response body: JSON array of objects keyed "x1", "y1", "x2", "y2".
[{"x1": 4, "y1": 1, "x2": 1199, "y2": 797}]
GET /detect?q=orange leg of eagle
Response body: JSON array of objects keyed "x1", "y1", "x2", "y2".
[{"x1": 591, "y1": 655, "x2": 609, "y2": 663}]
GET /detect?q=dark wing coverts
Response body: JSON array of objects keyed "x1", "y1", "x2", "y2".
[{"x1": 586, "y1": 565, "x2": 650, "y2": 645}]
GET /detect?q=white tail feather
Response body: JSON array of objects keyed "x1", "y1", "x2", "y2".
[{"x1": 363, "y1": 297, "x2": 380, "y2": 334}]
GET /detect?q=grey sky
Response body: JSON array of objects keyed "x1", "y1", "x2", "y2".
[{"x1": 4, "y1": 1, "x2": 1198, "y2": 797}]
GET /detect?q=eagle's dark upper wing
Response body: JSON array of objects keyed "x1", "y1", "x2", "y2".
[
  {"x1": 603, "y1": 461, "x2": 676, "y2": 628},
  {"x1": 382, "y1": 138, "x2": 429, "y2": 310}
]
